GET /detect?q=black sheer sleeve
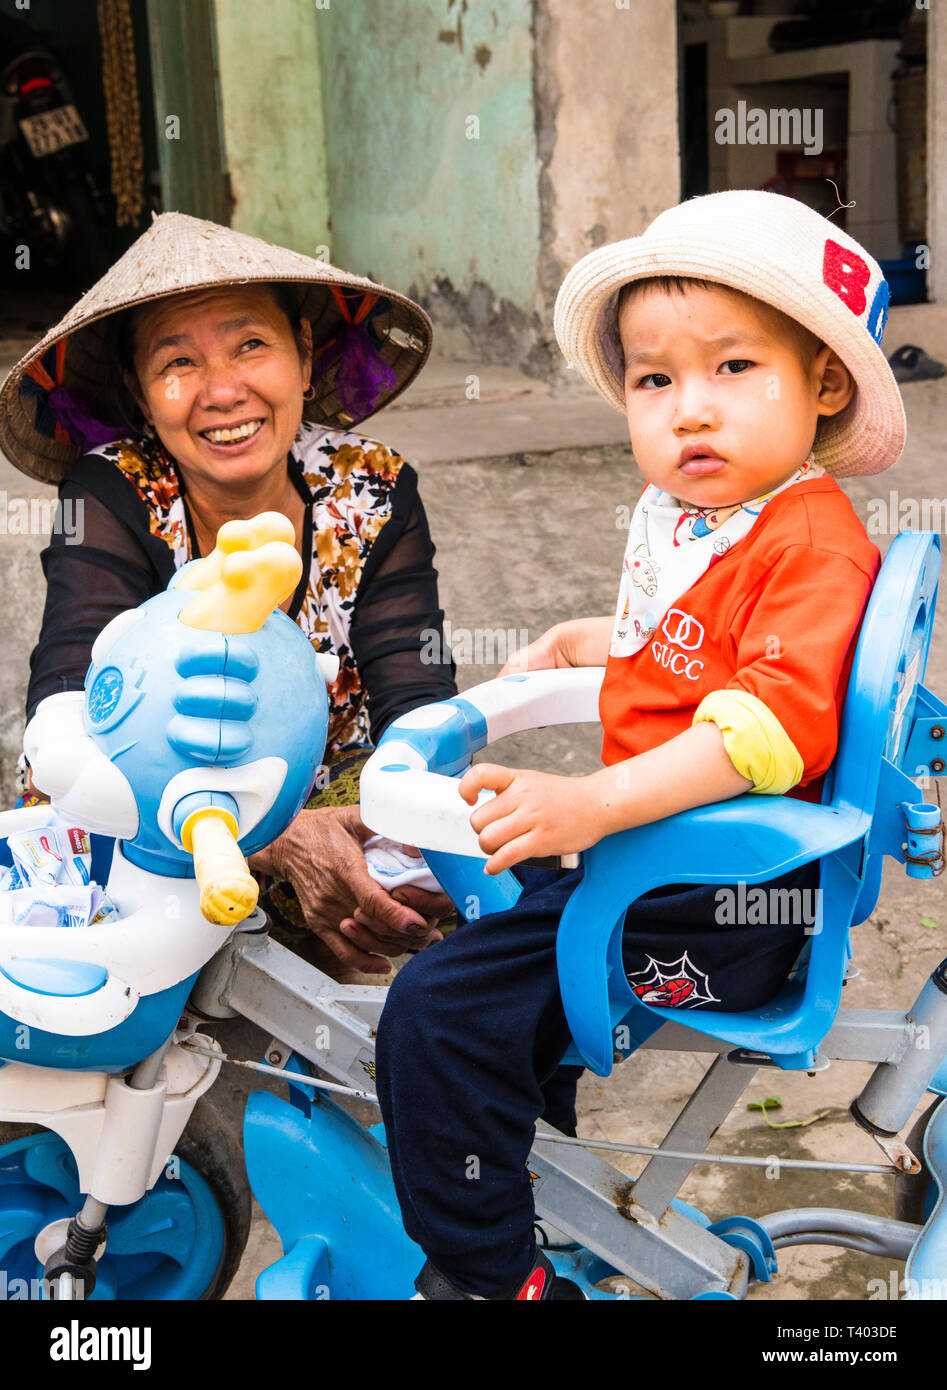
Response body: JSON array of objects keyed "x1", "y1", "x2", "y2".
[
  {"x1": 28, "y1": 455, "x2": 457, "y2": 745},
  {"x1": 350, "y1": 464, "x2": 457, "y2": 743},
  {"x1": 26, "y1": 459, "x2": 174, "y2": 720}
]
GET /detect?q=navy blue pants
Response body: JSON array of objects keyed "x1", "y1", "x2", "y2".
[{"x1": 376, "y1": 859, "x2": 819, "y2": 1296}]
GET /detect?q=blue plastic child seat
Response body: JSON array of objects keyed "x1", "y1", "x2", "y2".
[{"x1": 377, "y1": 531, "x2": 945, "y2": 1076}]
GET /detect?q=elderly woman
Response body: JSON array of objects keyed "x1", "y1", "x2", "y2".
[{"x1": 0, "y1": 212, "x2": 456, "y2": 977}]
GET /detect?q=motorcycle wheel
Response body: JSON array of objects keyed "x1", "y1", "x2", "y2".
[
  {"x1": 58, "y1": 179, "x2": 112, "y2": 284},
  {"x1": 0, "y1": 1092, "x2": 251, "y2": 1300}
]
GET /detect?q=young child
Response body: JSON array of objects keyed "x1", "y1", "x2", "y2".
[{"x1": 375, "y1": 190, "x2": 905, "y2": 1300}]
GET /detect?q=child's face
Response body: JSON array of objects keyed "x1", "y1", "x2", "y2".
[{"x1": 618, "y1": 281, "x2": 848, "y2": 506}]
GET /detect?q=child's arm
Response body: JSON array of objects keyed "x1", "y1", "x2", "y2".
[
  {"x1": 460, "y1": 722, "x2": 752, "y2": 876},
  {"x1": 499, "y1": 617, "x2": 613, "y2": 675}
]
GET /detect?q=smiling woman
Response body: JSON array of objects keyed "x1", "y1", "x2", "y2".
[
  {"x1": 0, "y1": 212, "x2": 459, "y2": 979},
  {"x1": 114, "y1": 284, "x2": 316, "y2": 567}
]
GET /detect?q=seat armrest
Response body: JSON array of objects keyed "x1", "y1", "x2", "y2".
[
  {"x1": 557, "y1": 795, "x2": 871, "y2": 1075},
  {"x1": 580, "y1": 796, "x2": 871, "y2": 887}
]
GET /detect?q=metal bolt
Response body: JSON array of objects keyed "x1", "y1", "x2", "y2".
[
  {"x1": 267, "y1": 1050, "x2": 282, "y2": 1065},
  {"x1": 932, "y1": 759, "x2": 946, "y2": 774},
  {"x1": 931, "y1": 726, "x2": 944, "y2": 740}
]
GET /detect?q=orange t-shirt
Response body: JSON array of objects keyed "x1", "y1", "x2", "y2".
[{"x1": 599, "y1": 477, "x2": 880, "y2": 804}]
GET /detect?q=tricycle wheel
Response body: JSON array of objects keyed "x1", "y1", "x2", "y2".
[
  {"x1": 173, "y1": 1092, "x2": 252, "y2": 1298},
  {"x1": 0, "y1": 1091, "x2": 250, "y2": 1300},
  {"x1": 893, "y1": 1096, "x2": 944, "y2": 1227}
]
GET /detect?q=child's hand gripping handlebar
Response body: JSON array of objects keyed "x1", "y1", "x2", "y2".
[{"x1": 359, "y1": 667, "x2": 606, "y2": 856}]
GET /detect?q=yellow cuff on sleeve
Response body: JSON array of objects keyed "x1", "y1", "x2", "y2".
[{"x1": 693, "y1": 690, "x2": 804, "y2": 795}]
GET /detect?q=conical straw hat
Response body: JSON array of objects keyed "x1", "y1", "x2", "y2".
[{"x1": 0, "y1": 211, "x2": 432, "y2": 483}]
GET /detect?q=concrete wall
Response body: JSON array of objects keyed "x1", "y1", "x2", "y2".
[
  {"x1": 213, "y1": 0, "x2": 330, "y2": 254},
  {"x1": 313, "y1": 0, "x2": 544, "y2": 367},
  {"x1": 145, "y1": 0, "x2": 230, "y2": 224},
  {"x1": 207, "y1": 1, "x2": 679, "y2": 373},
  {"x1": 534, "y1": 0, "x2": 680, "y2": 370}
]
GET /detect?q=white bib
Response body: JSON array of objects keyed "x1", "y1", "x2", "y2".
[{"x1": 610, "y1": 458, "x2": 824, "y2": 658}]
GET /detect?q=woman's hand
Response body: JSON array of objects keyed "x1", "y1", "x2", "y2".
[
  {"x1": 248, "y1": 805, "x2": 449, "y2": 974},
  {"x1": 459, "y1": 763, "x2": 603, "y2": 875},
  {"x1": 386, "y1": 844, "x2": 455, "y2": 922}
]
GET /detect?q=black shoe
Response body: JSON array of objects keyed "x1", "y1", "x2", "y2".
[
  {"x1": 888, "y1": 344, "x2": 947, "y2": 383},
  {"x1": 413, "y1": 1249, "x2": 586, "y2": 1300}
]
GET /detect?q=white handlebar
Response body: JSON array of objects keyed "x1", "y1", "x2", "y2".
[{"x1": 360, "y1": 667, "x2": 605, "y2": 857}]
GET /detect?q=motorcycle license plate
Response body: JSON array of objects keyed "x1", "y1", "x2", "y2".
[{"x1": 19, "y1": 105, "x2": 89, "y2": 158}]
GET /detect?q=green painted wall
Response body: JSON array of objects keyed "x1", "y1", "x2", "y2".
[
  {"x1": 314, "y1": 0, "x2": 542, "y2": 347},
  {"x1": 147, "y1": 0, "x2": 229, "y2": 223},
  {"x1": 213, "y1": 0, "x2": 330, "y2": 254}
]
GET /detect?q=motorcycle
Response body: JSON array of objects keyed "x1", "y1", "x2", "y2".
[{"x1": 0, "y1": 46, "x2": 112, "y2": 285}]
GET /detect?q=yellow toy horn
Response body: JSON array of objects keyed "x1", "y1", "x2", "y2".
[
  {"x1": 177, "y1": 512, "x2": 297, "y2": 591},
  {"x1": 177, "y1": 513, "x2": 302, "y2": 634},
  {"x1": 180, "y1": 806, "x2": 259, "y2": 925}
]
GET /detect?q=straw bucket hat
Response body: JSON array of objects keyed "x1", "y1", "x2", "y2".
[
  {"x1": 554, "y1": 190, "x2": 906, "y2": 478},
  {"x1": 0, "y1": 211, "x2": 433, "y2": 484}
]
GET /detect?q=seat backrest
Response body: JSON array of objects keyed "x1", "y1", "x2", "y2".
[
  {"x1": 826, "y1": 530, "x2": 941, "y2": 924},
  {"x1": 830, "y1": 530, "x2": 941, "y2": 809},
  {"x1": 558, "y1": 530, "x2": 944, "y2": 1074}
]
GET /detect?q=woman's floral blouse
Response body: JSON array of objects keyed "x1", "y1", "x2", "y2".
[{"x1": 24, "y1": 421, "x2": 456, "y2": 778}]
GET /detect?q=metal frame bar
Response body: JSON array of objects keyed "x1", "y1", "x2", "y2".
[
  {"x1": 758, "y1": 1209, "x2": 920, "y2": 1260},
  {"x1": 626, "y1": 1053, "x2": 757, "y2": 1216},
  {"x1": 205, "y1": 931, "x2": 937, "y2": 1077},
  {"x1": 637, "y1": 1011, "x2": 927, "y2": 1065},
  {"x1": 195, "y1": 927, "x2": 939, "y2": 1294},
  {"x1": 195, "y1": 929, "x2": 385, "y2": 1095},
  {"x1": 529, "y1": 1120, "x2": 750, "y2": 1300}
]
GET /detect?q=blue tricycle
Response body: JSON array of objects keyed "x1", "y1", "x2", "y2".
[{"x1": 0, "y1": 523, "x2": 945, "y2": 1301}]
